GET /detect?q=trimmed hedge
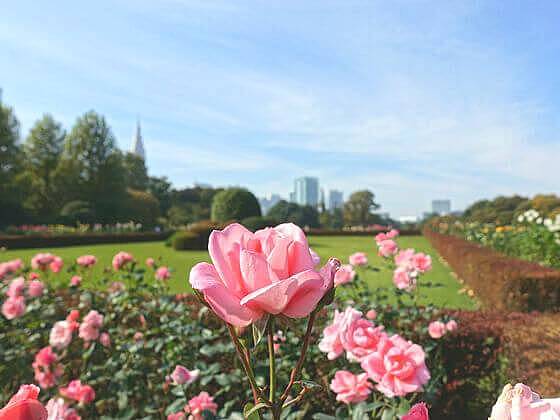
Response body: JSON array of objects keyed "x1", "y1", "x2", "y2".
[
  {"x1": 0, "y1": 231, "x2": 172, "y2": 250},
  {"x1": 171, "y1": 231, "x2": 202, "y2": 250},
  {"x1": 424, "y1": 228, "x2": 560, "y2": 312},
  {"x1": 306, "y1": 228, "x2": 421, "y2": 236}
]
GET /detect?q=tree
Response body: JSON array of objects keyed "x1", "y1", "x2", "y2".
[
  {"x1": 464, "y1": 195, "x2": 528, "y2": 224},
  {"x1": 55, "y1": 111, "x2": 126, "y2": 222},
  {"x1": 0, "y1": 101, "x2": 25, "y2": 226},
  {"x1": 267, "y1": 200, "x2": 319, "y2": 228},
  {"x1": 123, "y1": 152, "x2": 149, "y2": 190},
  {"x1": 148, "y1": 176, "x2": 172, "y2": 215},
  {"x1": 211, "y1": 188, "x2": 261, "y2": 222},
  {"x1": 123, "y1": 189, "x2": 160, "y2": 226},
  {"x1": 343, "y1": 190, "x2": 380, "y2": 226},
  {"x1": 23, "y1": 114, "x2": 65, "y2": 219}
]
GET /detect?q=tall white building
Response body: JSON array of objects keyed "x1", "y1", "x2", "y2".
[
  {"x1": 432, "y1": 199, "x2": 451, "y2": 215},
  {"x1": 259, "y1": 194, "x2": 282, "y2": 214},
  {"x1": 293, "y1": 177, "x2": 319, "y2": 207},
  {"x1": 328, "y1": 190, "x2": 344, "y2": 210},
  {"x1": 130, "y1": 120, "x2": 145, "y2": 161}
]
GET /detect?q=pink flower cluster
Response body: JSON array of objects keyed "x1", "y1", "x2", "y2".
[
  {"x1": 167, "y1": 391, "x2": 218, "y2": 420},
  {"x1": 428, "y1": 319, "x2": 457, "y2": 339},
  {"x1": 49, "y1": 309, "x2": 108, "y2": 351},
  {"x1": 392, "y1": 249, "x2": 432, "y2": 290},
  {"x1": 348, "y1": 252, "x2": 368, "y2": 266},
  {"x1": 2, "y1": 276, "x2": 45, "y2": 320},
  {"x1": 375, "y1": 229, "x2": 399, "y2": 258},
  {"x1": 334, "y1": 264, "x2": 356, "y2": 286},
  {"x1": 33, "y1": 346, "x2": 63, "y2": 389},
  {"x1": 31, "y1": 253, "x2": 63, "y2": 272},
  {"x1": 321, "y1": 307, "x2": 431, "y2": 400},
  {"x1": 60, "y1": 380, "x2": 95, "y2": 404},
  {"x1": 78, "y1": 310, "x2": 104, "y2": 341},
  {"x1": 112, "y1": 251, "x2": 134, "y2": 270},
  {"x1": 0, "y1": 258, "x2": 23, "y2": 279},
  {"x1": 155, "y1": 266, "x2": 171, "y2": 281},
  {"x1": 76, "y1": 255, "x2": 97, "y2": 268},
  {"x1": 45, "y1": 397, "x2": 81, "y2": 420}
]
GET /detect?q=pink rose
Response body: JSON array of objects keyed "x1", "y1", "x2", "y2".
[
  {"x1": 329, "y1": 371, "x2": 373, "y2": 404},
  {"x1": 386, "y1": 229, "x2": 399, "y2": 239},
  {"x1": 378, "y1": 240, "x2": 398, "y2": 258},
  {"x1": 340, "y1": 312, "x2": 386, "y2": 361},
  {"x1": 334, "y1": 264, "x2": 356, "y2": 286},
  {"x1": 60, "y1": 380, "x2": 95, "y2": 404},
  {"x1": 361, "y1": 334, "x2": 431, "y2": 397},
  {"x1": 393, "y1": 267, "x2": 415, "y2": 290},
  {"x1": 28, "y1": 280, "x2": 44, "y2": 298},
  {"x1": 374, "y1": 232, "x2": 388, "y2": 244},
  {"x1": 489, "y1": 383, "x2": 560, "y2": 420},
  {"x1": 66, "y1": 310, "x2": 80, "y2": 323},
  {"x1": 45, "y1": 398, "x2": 79, "y2": 420},
  {"x1": 167, "y1": 413, "x2": 186, "y2": 420},
  {"x1": 49, "y1": 257, "x2": 63, "y2": 273},
  {"x1": 366, "y1": 309, "x2": 377, "y2": 320},
  {"x1": 185, "y1": 392, "x2": 218, "y2": 420},
  {"x1": 29, "y1": 272, "x2": 40, "y2": 281},
  {"x1": 31, "y1": 253, "x2": 55, "y2": 271},
  {"x1": 155, "y1": 266, "x2": 171, "y2": 281},
  {"x1": 0, "y1": 384, "x2": 47, "y2": 420},
  {"x1": 78, "y1": 310, "x2": 103, "y2": 341},
  {"x1": 49, "y1": 321, "x2": 74, "y2": 349},
  {"x1": 6, "y1": 277, "x2": 26, "y2": 298},
  {"x1": 70, "y1": 276, "x2": 82, "y2": 287},
  {"x1": 146, "y1": 257, "x2": 155, "y2": 268},
  {"x1": 0, "y1": 259, "x2": 24, "y2": 279},
  {"x1": 33, "y1": 347, "x2": 57, "y2": 368},
  {"x1": 112, "y1": 251, "x2": 134, "y2": 270},
  {"x1": 76, "y1": 255, "x2": 97, "y2": 267},
  {"x1": 134, "y1": 332, "x2": 144, "y2": 341},
  {"x1": 446, "y1": 320, "x2": 458, "y2": 332},
  {"x1": 319, "y1": 309, "x2": 354, "y2": 360},
  {"x1": 170, "y1": 365, "x2": 200, "y2": 385},
  {"x1": 33, "y1": 347, "x2": 62, "y2": 389},
  {"x1": 100, "y1": 332, "x2": 111, "y2": 347},
  {"x1": 413, "y1": 253, "x2": 432, "y2": 273},
  {"x1": 394, "y1": 249, "x2": 415, "y2": 268},
  {"x1": 2, "y1": 296, "x2": 26, "y2": 320},
  {"x1": 83, "y1": 310, "x2": 103, "y2": 328},
  {"x1": 402, "y1": 402, "x2": 430, "y2": 420},
  {"x1": 428, "y1": 321, "x2": 446, "y2": 339},
  {"x1": 348, "y1": 252, "x2": 368, "y2": 267},
  {"x1": 190, "y1": 223, "x2": 339, "y2": 327}
]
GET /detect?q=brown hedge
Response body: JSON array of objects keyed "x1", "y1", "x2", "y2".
[
  {"x1": 0, "y1": 231, "x2": 172, "y2": 250},
  {"x1": 424, "y1": 228, "x2": 560, "y2": 312}
]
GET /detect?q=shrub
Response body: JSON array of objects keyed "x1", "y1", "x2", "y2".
[
  {"x1": 123, "y1": 189, "x2": 160, "y2": 226},
  {"x1": 240, "y1": 216, "x2": 277, "y2": 232},
  {"x1": 210, "y1": 188, "x2": 261, "y2": 222},
  {"x1": 171, "y1": 231, "x2": 201, "y2": 250}
]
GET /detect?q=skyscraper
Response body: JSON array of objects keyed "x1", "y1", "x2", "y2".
[
  {"x1": 432, "y1": 200, "x2": 451, "y2": 215},
  {"x1": 131, "y1": 120, "x2": 145, "y2": 161},
  {"x1": 293, "y1": 177, "x2": 319, "y2": 207},
  {"x1": 328, "y1": 190, "x2": 344, "y2": 210}
]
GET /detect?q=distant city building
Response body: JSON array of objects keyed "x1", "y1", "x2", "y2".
[
  {"x1": 293, "y1": 177, "x2": 319, "y2": 207},
  {"x1": 130, "y1": 120, "x2": 145, "y2": 161},
  {"x1": 328, "y1": 190, "x2": 344, "y2": 210},
  {"x1": 259, "y1": 194, "x2": 282, "y2": 215},
  {"x1": 289, "y1": 191, "x2": 296, "y2": 203},
  {"x1": 432, "y1": 199, "x2": 451, "y2": 215}
]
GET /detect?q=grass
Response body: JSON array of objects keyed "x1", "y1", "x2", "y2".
[{"x1": 0, "y1": 235, "x2": 476, "y2": 309}]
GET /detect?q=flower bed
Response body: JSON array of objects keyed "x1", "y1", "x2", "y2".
[{"x1": 423, "y1": 228, "x2": 560, "y2": 312}]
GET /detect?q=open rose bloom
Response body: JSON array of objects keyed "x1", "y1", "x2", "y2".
[
  {"x1": 489, "y1": 383, "x2": 560, "y2": 420},
  {"x1": 190, "y1": 223, "x2": 339, "y2": 327}
]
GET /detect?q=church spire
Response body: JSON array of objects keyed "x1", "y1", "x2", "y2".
[{"x1": 131, "y1": 119, "x2": 145, "y2": 161}]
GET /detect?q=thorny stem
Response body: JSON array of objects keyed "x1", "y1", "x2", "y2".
[{"x1": 226, "y1": 323, "x2": 261, "y2": 405}]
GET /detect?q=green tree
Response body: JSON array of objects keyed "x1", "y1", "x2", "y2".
[
  {"x1": 343, "y1": 190, "x2": 380, "y2": 226},
  {"x1": 123, "y1": 189, "x2": 160, "y2": 226},
  {"x1": 211, "y1": 188, "x2": 261, "y2": 222},
  {"x1": 55, "y1": 111, "x2": 126, "y2": 222},
  {"x1": 148, "y1": 176, "x2": 172, "y2": 215},
  {"x1": 464, "y1": 195, "x2": 528, "y2": 224},
  {"x1": 267, "y1": 200, "x2": 319, "y2": 228},
  {"x1": 123, "y1": 152, "x2": 149, "y2": 190},
  {"x1": 22, "y1": 114, "x2": 65, "y2": 219}
]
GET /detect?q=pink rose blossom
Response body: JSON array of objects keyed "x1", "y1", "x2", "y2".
[
  {"x1": 319, "y1": 309, "x2": 353, "y2": 360},
  {"x1": 402, "y1": 402, "x2": 430, "y2": 420},
  {"x1": 374, "y1": 232, "x2": 389, "y2": 244},
  {"x1": 100, "y1": 332, "x2": 111, "y2": 347},
  {"x1": 28, "y1": 280, "x2": 44, "y2": 297},
  {"x1": 386, "y1": 229, "x2": 399, "y2": 239},
  {"x1": 70, "y1": 276, "x2": 82, "y2": 287},
  {"x1": 167, "y1": 413, "x2": 186, "y2": 420},
  {"x1": 31, "y1": 253, "x2": 55, "y2": 271},
  {"x1": 33, "y1": 346, "x2": 57, "y2": 367},
  {"x1": 393, "y1": 267, "x2": 415, "y2": 290},
  {"x1": 49, "y1": 257, "x2": 64, "y2": 273},
  {"x1": 29, "y1": 272, "x2": 40, "y2": 281},
  {"x1": 45, "y1": 397, "x2": 80, "y2": 420},
  {"x1": 49, "y1": 321, "x2": 74, "y2": 349},
  {"x1": 146, "y1": 257, "x2": 155, "y2": 268},
  {"x1": 2, "y1": 296, "x2": 26, "y2": 319},
  {"x1": 76, "y1": 255, "x2": 97, "y2": 268},
  {"x1": 171, "y1": 365, "x2": 200, "y2": 385},
  {"x1": 348, "y1": 252, "x2": 368, "y2": 267},
  {"x1": 0, "y1": 259, "x2": 24, "y2": 279},
  {"x1": 6, "y1": 277, "x2": 25, "y2": 298},
  {"x1": 0, "y1": 384, "x2": 47, "y2": 420},
  {"x1": 366, "y1": 309, "x2": 377, "y2": 320},
  {"x1": 134, "y1": 332, "x2": 144, "y2": 341},
  {"x1": 446, "y1": 320, "x2": 458, "y2": 332},
  {"x1": 60, "y1": 380, "x2": 95, "y2": 404},
  {"x1": 78, "y1": 310, "x2": 103, "y2": 341},
  {"x1": 489, "y1": 383, "x2": 560, "y2": 420},
  {"x1": 340, "y1": 314, "x2": 387, "y2": 362},
  {"x1": 112, "y1": 251, "x2": 134, "y2": 270},
  {"x1": 428, "y1": 321, "x2": 446, "y2": 339},
  {"x1": 83, "y1": 310, "x2": 103, "y2": 328},
  {"x1": 189, "y1": 223, "x2": 339, "y2": 327},
  {"x1": 412, "y1": 253, "x2": 432, "y2": 273},
  {"x1": 330, "y1": 371, "x2": 373, "y2": 404},
  {"x1": 185, "y1": 392, "x2": 218, "y2": 420},
  {"x1": 66, "y1": 309, "x2": 80, "y2": 323},
  {"x1": 334, "y1": 264, "x2": 356, "y2": 286},
  {"x1": 394, "y1": 249, "x2": 415, "y2": 268},
  {"x1": 361, "y1": 334, "x2": 431, "y2": 397},
  {"x1": 378, "y1": 240, "x2": 398, "y2": 258},
  {"x1": 33, "y1": 347, "x2": 61, "y2": 389},
  {"x1": 155, "y1": 266, "x2": 171, "y2": 281}
]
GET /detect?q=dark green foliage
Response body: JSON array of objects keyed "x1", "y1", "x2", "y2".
[
  {"x1": 241, "y1": 216, "x2": 277, "y2": 232},
  {"x1": 343, "y1": 190, "x2": 381, "y2": 226},
  {"x1": 171, "y1": 231, "x2": 201, "y2": 250},
  {"x1": 211, "y1": 188, "x2": 261, "y2": 222},
  {"x1": 463, "y1": 195, "x2": 528, "y2": 224},
  {"x1": 123, "y1": 189, "x2": 160, "y2": 226},
  {"x1": 59, "y1": 200, "x2": 94, "y2": 223},
  {"x1": 267, "y1": 200, "x2": 320, "y2": 228},
  {"x1": 123, "y1": 152, "x2": 149, "y2": 190}
]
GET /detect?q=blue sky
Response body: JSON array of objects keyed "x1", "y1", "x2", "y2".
[{"x1": 1, "y1": 0, "x2": 560, "y2": 218}]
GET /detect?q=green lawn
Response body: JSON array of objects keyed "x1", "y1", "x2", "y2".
[{"x1": 0, "y1": 235, "x2": 476, "y2": 309}]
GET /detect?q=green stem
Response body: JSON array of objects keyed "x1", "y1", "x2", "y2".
[
  {"x1": 226, "y1": 323, "x2": 261, "y2": 404},
  {"x1": 267, "y1": 317, "x2": 276, "y2": 403}
]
